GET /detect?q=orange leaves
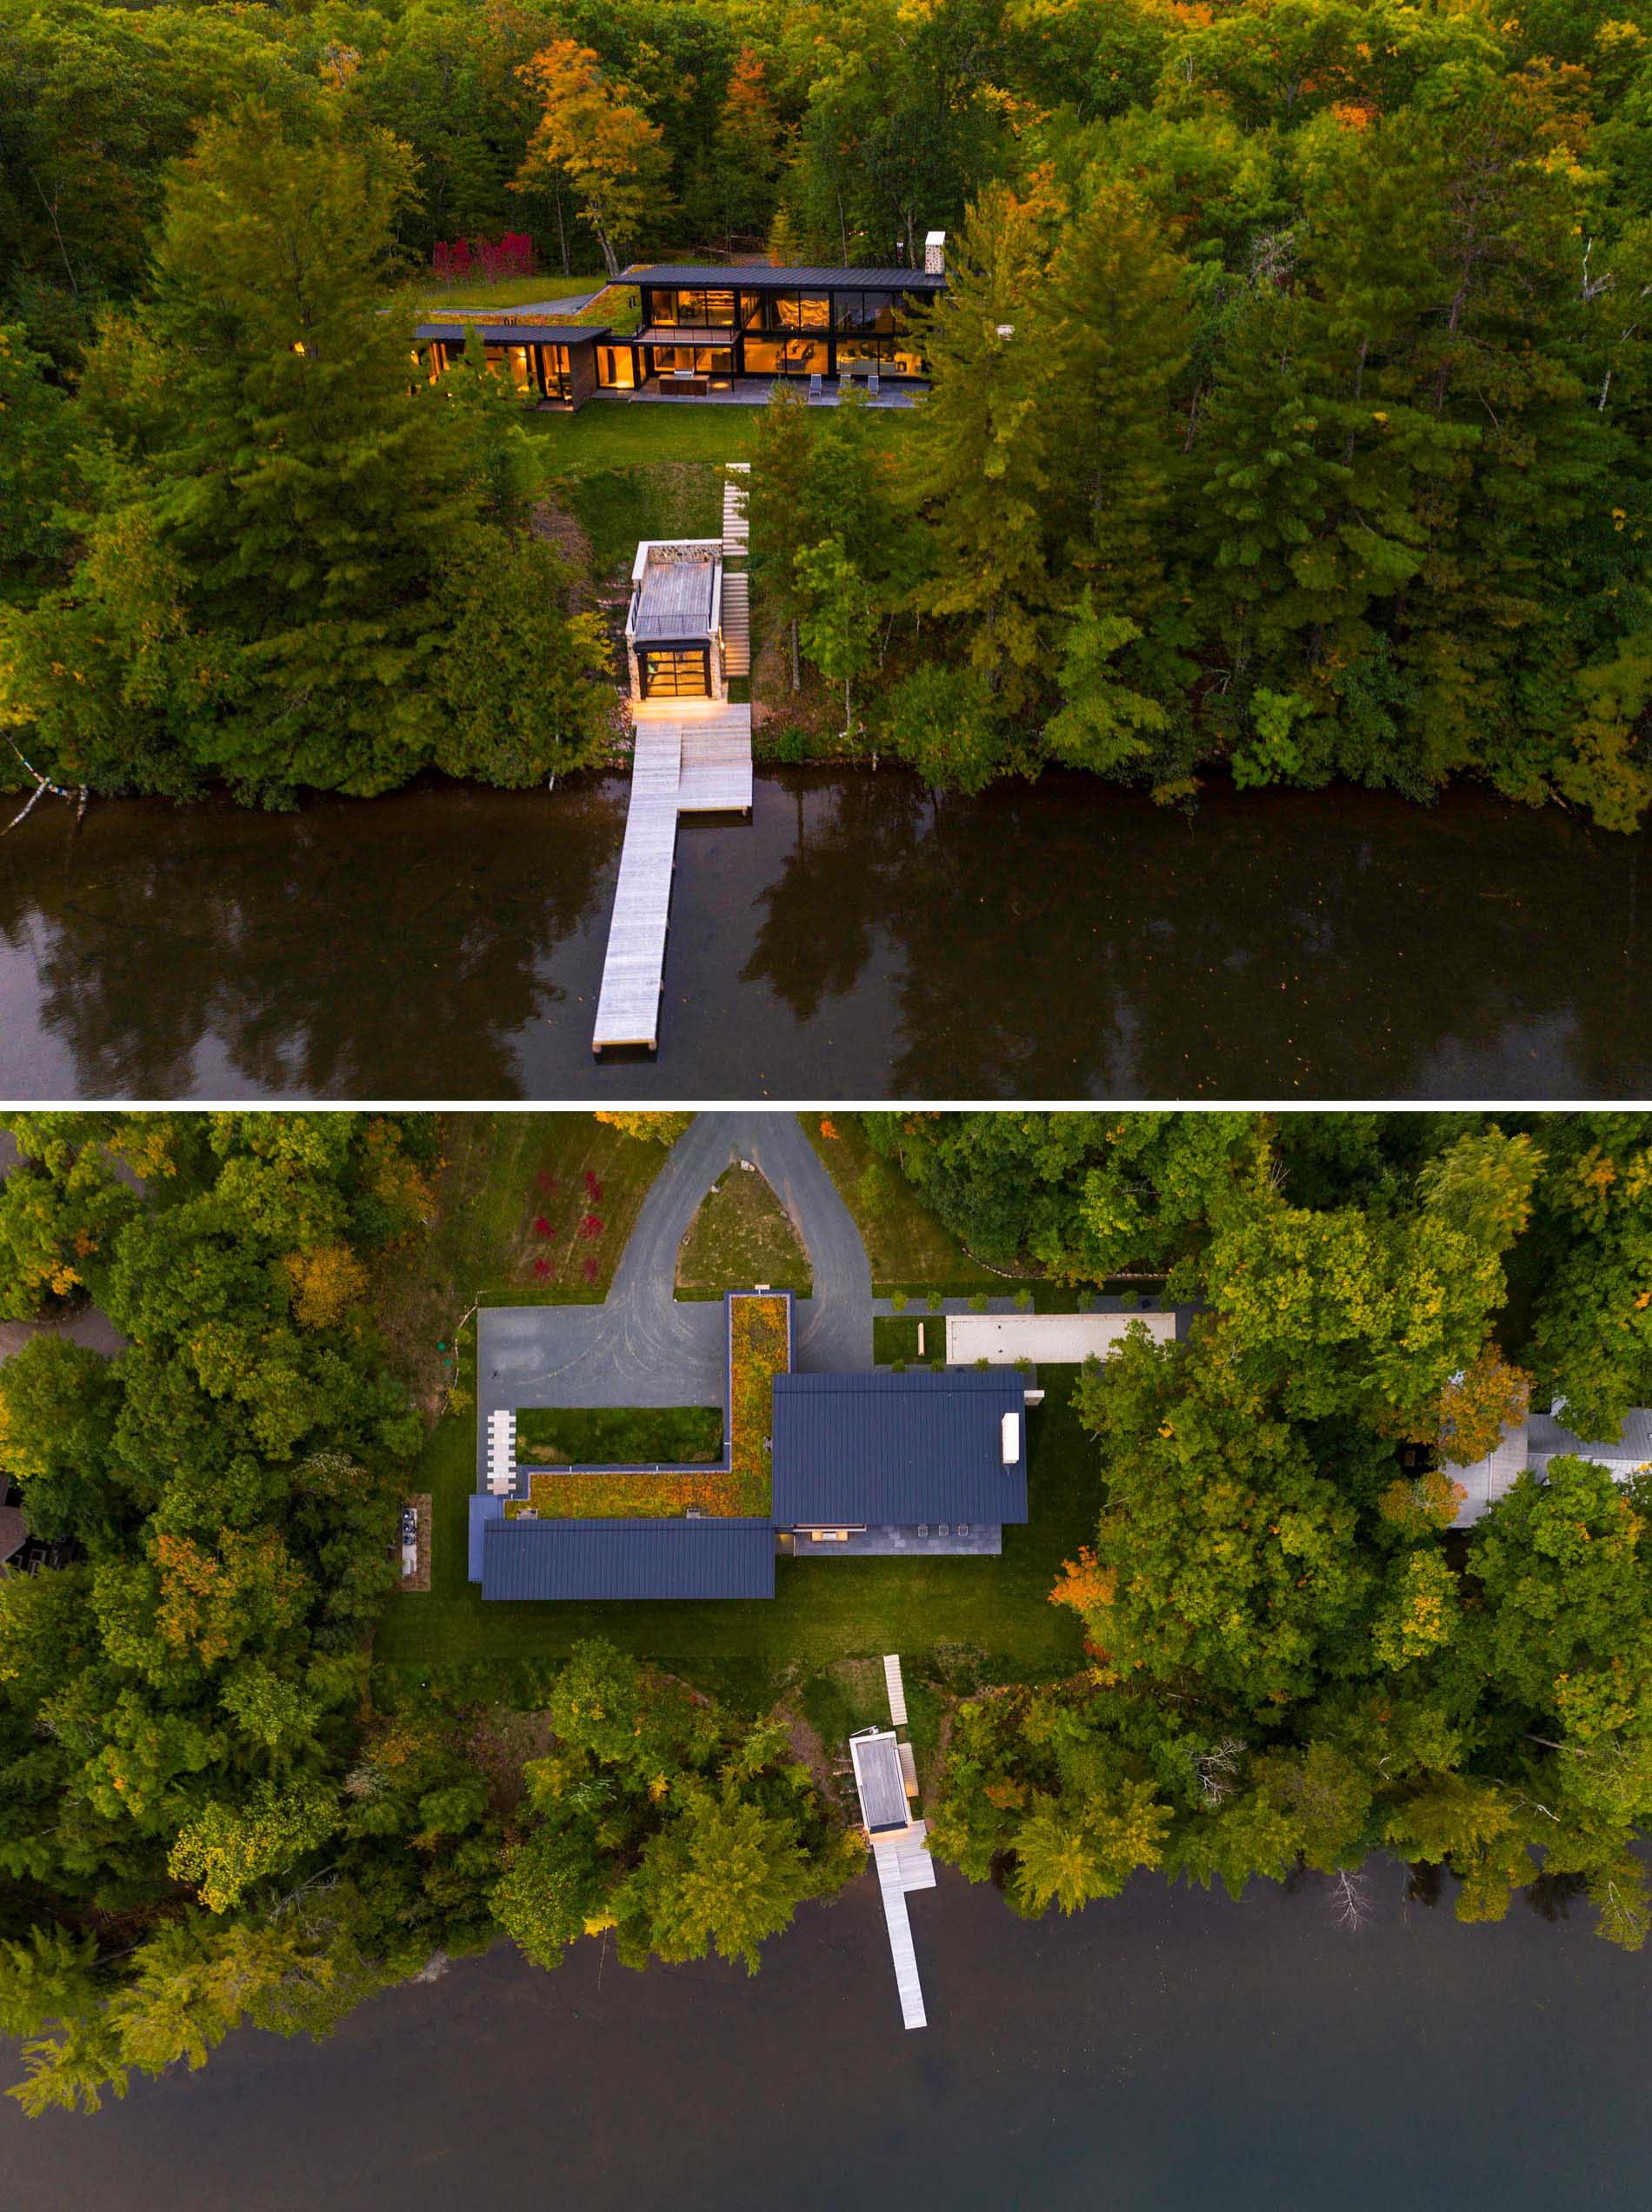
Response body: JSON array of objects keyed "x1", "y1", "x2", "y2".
[
  {"x1": 1051, "y1": 1543, "x2": 1117, "y2": 1616},
  {"x1": 284, "y1": 1243, "x2": 369, "y2": 1329}
]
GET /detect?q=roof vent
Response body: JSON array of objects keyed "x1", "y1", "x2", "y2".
[{"x1": 1001, "y1": 1411, "x2": 1020, "y2": 1466}]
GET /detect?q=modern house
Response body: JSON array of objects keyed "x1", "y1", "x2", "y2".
[
  {"x1": 414, "y1": 239, "x2": 945, "y2": 412},
  {"x1": 1444, "y1": 1404, "x2": 1652, "y2": 1526},
  {"x1": 467, "y1": 1290, "x2": 1032, "y2": 1602},
  {"x1": 624, "y1": 541, "x2": 729, "y2": 703}
]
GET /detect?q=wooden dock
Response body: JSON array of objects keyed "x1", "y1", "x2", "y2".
[
  {"x1": 591, "y1": 725, "x2": 683, "y2": 1051},
  {"x1": 592, "y1": 707, "x2": 752, "y2": 1052},
  {"x1": 873, "y1": 1820, "x2": 936, "y2": 2031}
]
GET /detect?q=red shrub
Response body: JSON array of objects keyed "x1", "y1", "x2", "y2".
[
  {"x1": 533, "y1": 1215, "x2": 553, "y2": 1237},
  {"x1": 582, "y1": 1256, "x2": 600, "y2": 1284},
  {"x1": 532, "y1": 1258, "x2": 552, "y2": 1280},
  {"x1": 579, "y1": 1213, "x2": 604, "y2": 1242}
]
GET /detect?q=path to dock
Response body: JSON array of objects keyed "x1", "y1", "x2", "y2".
[{"x1": 592, "y1": 470, "x2": 752, "y2": 1055}]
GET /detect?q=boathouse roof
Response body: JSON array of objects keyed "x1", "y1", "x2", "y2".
[{"x1": 850, "y1": 1729, "x2": 911, "y2": 1834}]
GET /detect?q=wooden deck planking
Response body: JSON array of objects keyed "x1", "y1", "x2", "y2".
[
  {"x1": 883, "y1": 1652, "x2": 908, "y2": 1726},
  {"x1": 677, "y1": 712, "x2": 752, "y2": 810},
  {"x1": 592, "y1": 727, "x2": 683, "y2": 1049},
  {"x1": 874, "y1": 1841, "x2": 929, "y2": 2029}
]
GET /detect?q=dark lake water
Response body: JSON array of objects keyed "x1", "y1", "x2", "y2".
[
  {"x1": 5, "y1": 1860, "x2": 1649, "y2": 2211},
  {"x1": 0, "y1": 770, "x2": 1646, "y2": 1099}
]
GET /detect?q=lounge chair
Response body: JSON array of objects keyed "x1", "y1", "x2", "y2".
[
  {"x1": 808, "y1": 370, "x2": 823, "y2": 403},
  {"x1": 868, "y1": 370, "x2": 881, "y2": 399}
]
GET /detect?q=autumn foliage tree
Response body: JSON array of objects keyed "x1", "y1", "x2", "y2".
[{"x1": 515, "y1": 42, "x2": 673, "y2": 277}]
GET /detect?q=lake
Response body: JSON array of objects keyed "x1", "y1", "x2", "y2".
[
  {"x1": 4, "y1": 1858, "x2": 1648, "y2": 2210},
  {"x1": 0, "y1": 771, "x2": 1646, "y2": 1098}
]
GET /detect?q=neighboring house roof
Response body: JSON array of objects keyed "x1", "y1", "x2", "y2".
[
  {"x1": 1447, "y1": 1407, "x2": 1652, "y2": 1526},
  {"x1": 481, "y1": 1516, "x2": 775, "y2": 1601},
  {"x1": 0, "y1": 1503, "x2": 27, "y2": 1564},
  {"x1": 1445, "y1": 1416, "x2": 1533, "y2": 1529},
  {"x1": 414, "y1": 322, "x2": 604, "y2": 347},
  {"x1": 628, "y1": 263, "x2": 944, "y2": 292},
  {"x1": 772, "y1": 1369, "x2": 1029, "y2": 1528},
  {"x1": 1529, "y1": 1407, "x2": 1652, "y2": 1475}
]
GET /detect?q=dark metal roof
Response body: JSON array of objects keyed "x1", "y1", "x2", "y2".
[
  {"x1": 629, "y1": 264, "x2": 944, "y2": 293},
  {"x1": 481, "y1": 1516, "x2": 776, "y2": 1601},
  {"x1": 414, "y1": 322, "x2": 603, "y2": 347},
  {"x1": 0, "y1": 1502, "x2": 28, "y2": 1563},
  {"x1": 772, "y1": 1369, "x2": 1029, "y2": 1528},
  {"x1": 468, "y1": 1491, "x2": 504, "y2": 1582}
]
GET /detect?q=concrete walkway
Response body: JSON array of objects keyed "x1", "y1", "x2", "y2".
[{"x1": 477, "y1": 1113, "x2": 872, "y2": 1477}]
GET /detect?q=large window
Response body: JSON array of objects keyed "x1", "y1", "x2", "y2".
[
  {"x1": 834, "y1": 335, "x2": 925, "y2": 378},
  {"x1": 651, "y1": 287, "x2": 736, "y2": 327},
  {"x1": 641, "y1": 649, "x2": 709, "y2": 699},
  {"x1": 743, "y1": 336, "x2": 828, "y2": 376},
  {"x1": 834, "y1": 290, "x2": 900, "y2": 334},
  {"x1": 741, "y1": 290, "x2": 830, "y2": 334},
  {"x1": 597, "y1": 343, "x2": 636, "y2": 390}
]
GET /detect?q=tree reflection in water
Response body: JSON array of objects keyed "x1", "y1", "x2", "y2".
[
  {"x1": 0, "y1": 769, "x2": 1646, "y2": 1098},
  {"x1": 0, "y1": 780, "x2": 624, "y2": 1098}
]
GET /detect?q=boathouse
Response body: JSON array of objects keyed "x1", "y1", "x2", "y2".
[{"x1": 623, "y1": 541, "x2": 728, "y2": 703}]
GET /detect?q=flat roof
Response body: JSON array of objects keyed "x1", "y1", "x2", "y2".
[
  {"x1": 773, "y1": 1369, "x2": 1029, "y2": 1528},
  {"x1": 850, "y1": 1730, "x2": 910, "y2": 1833},
  {"x1": 481, "y1": 1516, "x2": 775, "y2": 1601},
  {"x1": 629, "y1": 263, "x2": 943, "y2": 293},
  {"x1": 414, "y1": 322, "x2": 603, "y2": 347},
  {"x1": 632, "y1": 551, "x2": 718, "y2": 643}
]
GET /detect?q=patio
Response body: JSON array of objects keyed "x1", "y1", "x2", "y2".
[{"x1": 593, "y1": 377, "x2": 926, "y2": 410}]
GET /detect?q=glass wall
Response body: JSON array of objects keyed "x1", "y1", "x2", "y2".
[
  {"x1": 833, "y1": 336, "x2": 925, "y2": 378},
  {"x1": 597, "y1": 344, "x2": 636, "y2": 390},
  {"x1": 649, "y1": 288, "x2": 736, "y2": 327},
  {"x1": 743, "y1": 336, "x2": 829, "y2": 376},
  {"x1": 740, "y1": 290, "x2": 831, "y2": 333}
]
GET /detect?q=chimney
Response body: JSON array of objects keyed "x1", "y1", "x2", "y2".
[{"x1": 924, "y1": 230, "x2": 946, "y2": 276}]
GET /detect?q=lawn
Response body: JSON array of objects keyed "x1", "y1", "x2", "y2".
[
  {"x1": 399, "y1": 273, "x2": 609, "y2": 313},
  {"x1": 802, "y1": 1115, "x2": 1004, "y2": 1293},
  {"x1": 676, "y1": 1167, "x2": 813, "y2": 1298},
  {"x1": 370, "y1": 1114, "x2": 671, "y2": 1419},
  {"x1": 873, "y1": 1314, "x2": 956, "y2": 1366},
  {"x1": 370, "y1": 1367, "x2": 1096, "y2": 1691},
  {"x1": 516, "y1": 1406, "x2": 723, "y2": 1464}
]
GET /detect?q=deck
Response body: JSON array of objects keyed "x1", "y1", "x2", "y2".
[{"x1": 874, "y1": 1821, "x2": 936, "y2": 2030}]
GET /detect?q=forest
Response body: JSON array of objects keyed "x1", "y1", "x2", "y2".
[
  {"x1": 2, "y1": 1109, "x2": 1651, "y2": 2112},
  {"x1": 3, "y1": 0, "x2": 1651, "y2": 820}
]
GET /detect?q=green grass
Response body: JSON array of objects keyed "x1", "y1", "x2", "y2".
[
  {"x1": 676, "y1": 1168, "x2": 812, "y2": 1299},
  {"x1": 402, "y1": 273, "x2": 608, "y2": 312},
  {"x1": 516, "y1": 1406, "x2": 723, "y2": 1465},
  {"x1": 370, "y1": 1114, "x2": 671, "y2": 1424},
  {"x1": 802, "y1": 1114, "x2": 1005, "y2": 1293},
  {"x1": 372, "y1": 1369, "x2": 1096, "y2": 1686},
  {"x1": 874, "y1": 1314, "x2": 959, "y2": 1366}
]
